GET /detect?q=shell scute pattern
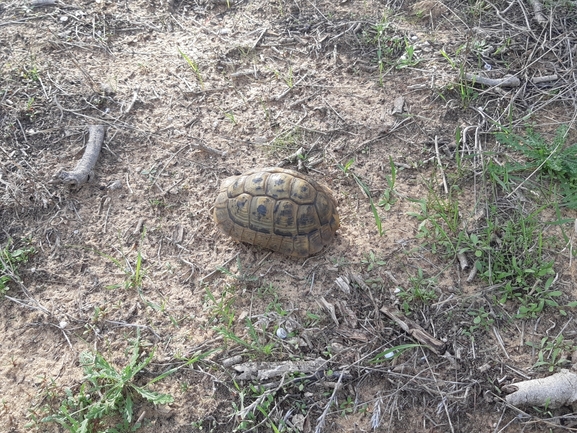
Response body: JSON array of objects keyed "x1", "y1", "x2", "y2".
[{"x1": 214, "y1": 167, "x2": 339, "y2": 257}]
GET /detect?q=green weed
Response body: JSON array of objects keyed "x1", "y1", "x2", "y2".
[
  {"x1": 178, "y1": 48, "x2": 204, "y2": 89},
  {"x1": 467, "y1": 306, "x2": 495, "y2": 333},
  {"x1": 204, "y1": 286, "x2": 236, "y2": 328},
  {"x1": 407, "y1": 188, "x2": 460, "y2": 256},
  {"x1": 0, "y1": 239, "x2": 35, "y2": 296},
  {"x1": 38, "y1": 331, "x2": 173, "y2": 433},
  {"x1": 397, "y1": 268, "x2": 438, "y2": 313},
  {"x1": 527, "y1": 335, "x2": 575, "y2": 372},
  {"x1": 224, "y1": 111, "x2": 238, "y2": 125},
  {"x1": 97, "y1": 244, "x2": 145, "y2": 291},
  {"x1": 216, "y1": 317, "x2": 276, "y2": 356},
  {"x1": 377, "y1": 156, "x2": 399, "y2": 211},
  {"x1": 217, "y1": 256, "x2": 259, "y2": 285},
  {"x1": 361, "y1": 251, "x2": 386, "y2": 272},
  {"x1": 257, "y1": 283, "x2": 289, "y2": 317},
  {"x1": 232, "y1": 382, "x2": 286, "y2": 432},
  {"x1": 267, "y1": 128, "x2": 303, "y2": 155},
  {"x1": 497, "y1": 125, "x2": 577, "y2": 208}
]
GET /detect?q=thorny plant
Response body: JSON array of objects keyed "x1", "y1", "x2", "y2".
[{"x1": 32, "y1": 331, "x2": 174, "y2": 433}]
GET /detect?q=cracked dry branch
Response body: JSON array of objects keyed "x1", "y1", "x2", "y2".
[
  {"x1": 380, "y1": 305, "x2": 446, "y2": 355},
  {"x1": 57, "y1": 125, "x2": 106, "y2": 185},
  {"x1": 504, "y1": 369, "x2": 577, "y2": 409},
  {"x1": 464, "y1": 73, "x2": 521, "y2": 88}
]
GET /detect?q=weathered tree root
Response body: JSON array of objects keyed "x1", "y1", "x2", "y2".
[
  {"x1": 56, "y1": 125, "x2": 105, "y2": 185},
  {"x1": 503, "y1": 369, "x2": 577, "y2": 409}
]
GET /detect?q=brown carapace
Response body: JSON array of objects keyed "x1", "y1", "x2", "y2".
[{"x1": 214, "y1": 167, "x2": 340, "y2": 257}]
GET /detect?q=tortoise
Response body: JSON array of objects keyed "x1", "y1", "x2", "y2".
[{"x1": 214, "y1": 167, "x2": 340, "y2": 257}]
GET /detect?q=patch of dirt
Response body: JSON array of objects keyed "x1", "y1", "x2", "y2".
[{"x1": 1, "y1": 0, "x2": 577, "y2": 432}]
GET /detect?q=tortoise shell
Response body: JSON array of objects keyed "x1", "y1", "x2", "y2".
[{"x1": 214, "y1": 167, "x2": 340, "y2": 257}]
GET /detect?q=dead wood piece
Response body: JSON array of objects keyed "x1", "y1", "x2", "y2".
[
  {"x1": 30, "y1": 0, "x2": 58, "y2": 7},
  {"x1": 532, "y1": 74, "x2": 558, "y2": 84},
  {"x1": 504, "y1": 369, "x2": 577, "y2": 409},
  {"x1": 465, "y1": 73, "x2": 521, "y2": 88},
  {"x1": 56, "y1": 125, "x2": 105, "y2": 185},
  {"x1": 380, "y1": 305, "x2": 446, "y2": 355},
  {"x1": 391, "y1": 96, "x2": 405, "y2": 115},
  {"x1": 457, "y1": 252, "x2": 468, "y2": 270},
  {"x1": 527, "y1": 0, "x2": 548, "y2": 26},
  {"x1": 233, "y1": 358, "x2": 326, "y2": 381}
]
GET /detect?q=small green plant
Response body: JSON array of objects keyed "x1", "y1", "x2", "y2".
[
  {"x1": 497, "y1": 125, "x2": 577, "y2": 208},
  {"x1": 224, "y1": 111, "x2": 238, "y2": 125},
  {"x1": 397, "y1": 268, "x2": 438, "y2": 313},
  {"x1": 338, "y1": 160, "x2": 384, "y2": 236},
  {"x1": 339, "y1": 395, "x2": 355, "y2": 416},
  {"x1": 258, "y1": 284, "x2": 289, "y2": 317},
  {"x1": 395, "y1": 41, "x2": 420, "y2": 69},
  {"x1": 361, "y1": 251, "x2": 386, "y2": 272},
  {"x1": 468, "y1": 306, "x2": 495, "y2": 333},
  {"x1": 204, "y1": 286, "x2": 236, "y2": 328},
  {"x1": 215, "y1": 317, "x2": 276, "y2": 357},
  {"x1": 21, "y1": 64, "x2": 40, "y2": 82},
  {"x1": 0, "y1": 239, "x2": 35, "y2": 296},
  {"x1": 438, "y1": 47, "x2": 479, "y2": 107},
  {"x1": 148, "y1": 198, "x2": 165, "y2": 208},
  {"x1": 283, "y1": 65, "x2": 294, "y2": 88},
  {"x1": 439, "y1": 48, "x2": 457, "y2": 69},
  {"x1": 378, "y1": 156, "x2": 399, "y2": 211},
  {"x1": 267, "y1": 128, "x2": 302, "y2": 155},
  {"x1": 527, "y1": 335, "x2": 575, "y2": 372},
  {"x1": 178, "y1": 47, "x2": 204, "y2": 89},
  {"x1": 407, "y1": 189, "x2": 461, "y2": 256},
  {"x1": 97, "y1": 243, "x2": 145, "y2": 291},
  {"x1": 513, "y1": 276, "x2": 563, "y2": 319},
  {"x1": 217, "y1": 256, "x2": 259, "y2": 285},
  {"x1": 39, "y1": 332, "x2": 173, "y2": 433},
  {"x1": 232, "y1": 382, "x2": 285, "y2": 432}
]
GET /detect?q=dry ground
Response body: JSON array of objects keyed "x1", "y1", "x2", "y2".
[{"x1": 1, "y1": 0, "x2": 577, "y2": 432}]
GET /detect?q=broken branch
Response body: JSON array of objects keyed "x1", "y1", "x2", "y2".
[
  {"x1": 464, "y1": 73, "x2": 521, "y2": 88},
  {"x1": 56, "y1": 125, "x2": 106, "y2": 185},
  {"x1": 504, "y1": 369, "x2": 577, "y2": 409}
]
